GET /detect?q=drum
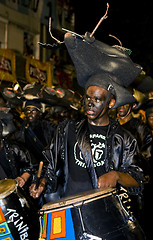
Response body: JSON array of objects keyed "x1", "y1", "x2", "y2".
[
  {"x1": 39, "y1": 188, "x2": 145, "y2": 240},
  {"x1": 0, "y1": 178, "x2": 39, "y2": 240}
]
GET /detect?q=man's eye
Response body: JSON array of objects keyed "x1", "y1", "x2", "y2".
[{"x1": 95, "y1": 98, "x2": 101, "y2": 103}]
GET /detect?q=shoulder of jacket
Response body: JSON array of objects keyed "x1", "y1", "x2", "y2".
[
  {"x1": 57, "y1": 120, "x2": 71, "y2": 133},
  {"x1": 42, "y1": 119, "x2": 57, "y2": 128},
  {"x1": 75, "y1": 118, "x2": 87, "y2": 129},
  {"x1": 110, "y1": 119, "x2": 134, "y2": 139}
]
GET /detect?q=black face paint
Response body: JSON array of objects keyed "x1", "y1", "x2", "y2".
[
  {"x1": 93, "y1": 86, "x2": 113, "y2": 120},
  {"x1": 118, "y1": 104, "x2": 132, "y2": 118},
  {"x1": 85, "y1": 85, "x2": 113, "y2": 121}
]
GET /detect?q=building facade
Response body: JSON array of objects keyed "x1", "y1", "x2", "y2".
[
  {"x1": 0, "y1": 0, "x2": 75, "y2": 61},
  {"x1": 0, "y1": 0, "x2": 75, "y2": 87}
]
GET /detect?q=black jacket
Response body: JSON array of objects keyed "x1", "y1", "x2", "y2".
[
  {"x1": 13, "y1": 120, "x2": 56, "y2": 148},
  {"x1": 12, "y1": 120, "x2": 56, "y2": 169},
  {"x1": 0, "y1": 139, "x2": 32, "y2": 179},
  {"x1": 44, "y1": 118, "x2": 144, "y2": 198}
]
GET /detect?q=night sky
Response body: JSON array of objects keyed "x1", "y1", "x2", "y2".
[{"x1": 74, "y1": 0, "x2": 153, "y2": 77}]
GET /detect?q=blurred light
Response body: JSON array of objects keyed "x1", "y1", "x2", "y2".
[
  {"x1": 14, "y1": 83, "x2": 19, "y2": 91},
  {"x1": 56, "y1": 90, "x2": 62, "y2": 95}
]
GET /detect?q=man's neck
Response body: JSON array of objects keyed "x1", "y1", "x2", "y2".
[
  {"x1": 88, "y1": 115, "x2": 110, "y2": 126},
  {"x1": 28, "y1": 120, "x2": 40, "y2": 129}
]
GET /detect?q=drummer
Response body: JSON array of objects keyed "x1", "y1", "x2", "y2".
[
  {"x1": 0, "y1": 115, "x2": 32, "y2": 187},
  {"x1": 11, "y1": 99, "x2": 57, "y2": 207},
  {"x1": 30, "y1": 31, "x2": 144, "y2": 202}
]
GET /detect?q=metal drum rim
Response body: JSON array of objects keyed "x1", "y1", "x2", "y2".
[
  {"x1": 0, "y1": 178, "x2": 17, "y2": 199},
  {"x1": 40, "y1": 187, "x2": 116, "y2": 214}
]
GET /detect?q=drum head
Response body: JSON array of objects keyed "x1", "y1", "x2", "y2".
[
  {"x1": 41, "y1": 188, "x2": 116, "y2": 213},
  {"x1": 0, "y1": 179, "x2": 17, "y2": 199}
]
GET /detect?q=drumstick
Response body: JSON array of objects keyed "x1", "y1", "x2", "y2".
[
  {"x1": 37, "y1": 161, "x2": 43, "y2": 178},
  {"x1": 34, "y1": 161, "x2": 43, "y2": 190}
]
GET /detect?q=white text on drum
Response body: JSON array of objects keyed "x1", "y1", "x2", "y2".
[{"x1": 5, "y1": 208, "x2": 29, "y2": 240}]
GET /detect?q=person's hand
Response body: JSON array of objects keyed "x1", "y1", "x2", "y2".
[
  {"x1": 97, "y1": 171, "x2": 119, "y2": 190},
  {"x1": 16, "y1": 176, "x2": 26, "y2": 188},
  {"x1": 29, "y1": 182, "x2": 45, "y2": 199},
  {"x1": 16, "y1": 172, "x2": 30, "y2": 188}
]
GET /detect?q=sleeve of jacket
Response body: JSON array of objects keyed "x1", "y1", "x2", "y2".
[
  {"x1": 42, "y1": 139, "x2": 58, "y2": 193},
  {"x1": 42, "y1": 120, "x2": 67, "y2": 193},
  {"x1": 42, "y1": 120, "x2": 57, "y2": 146},
  {"x1": 117, "y1": 132, "x2": 144, "y2": 195},
  {"x1": 12, "y1": 143, "x2": 33, "y2": 175},
  {"x1": 137, "y1": 122, "x2": 152, "y2": 177}
]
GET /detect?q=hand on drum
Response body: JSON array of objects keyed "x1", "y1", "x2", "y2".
[
  {"x1": 97, "y1": 171, "x2": 119, "y2": 190},
  {"x1": 16, "y1": 172, "x2": 31, "y2": 188},
  {"x1": 16, "y1": 176, "x2": 26, "y2": 188},
  {"x1": 97, "y1": 170, "x2": 140, "y2": 190}
]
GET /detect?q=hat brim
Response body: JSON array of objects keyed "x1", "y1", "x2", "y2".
[{"x1": 86, "y1": 73, "x2": 135, "y2": 109}]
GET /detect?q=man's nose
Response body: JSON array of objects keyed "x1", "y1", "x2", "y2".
[
  {"x1": 26, "y1": 110, "x2": 33, "y2": 116},
  {"x1": 88, "y1": 101, "x2": 94, "y2": 107}
]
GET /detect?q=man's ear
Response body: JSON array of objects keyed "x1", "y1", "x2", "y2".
[{"x1": 109, "y1": 98, "x2": 116, "y2": 109}]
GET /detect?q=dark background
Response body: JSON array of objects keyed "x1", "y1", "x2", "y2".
[{"x1": 74, "y1": 0, "x2": 153, "y2": 77}]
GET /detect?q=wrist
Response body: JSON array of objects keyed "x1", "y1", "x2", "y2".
[
  {"x1": 21, "y1": 172, "x2": 30, "y2": 182},
  {"x1": 112, "y1": 171, "x2": 120, "y2": 183},
  {"x1": 20, "y1": 176, "x2": 26, "y2": 182},
  {"x1": 40, "y1": 178, "x2": 47, "y2": 185},
  {"x1": 39, "y1": 178, "x2": 47, "y2": 190},
  {"x1": 39, "y1": 182, "x2": 45, "y2": 188}
]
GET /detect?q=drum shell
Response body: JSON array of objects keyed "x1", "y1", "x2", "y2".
[
  {"x1": 70, "y1": 194, "x2": 144, "y2": 239},
  {"x1": 39, "y1": 189, "x2": 145, "y2": 240},
  {"x1": 0, "y1": 186, "x2": 39, "y2": 240}
]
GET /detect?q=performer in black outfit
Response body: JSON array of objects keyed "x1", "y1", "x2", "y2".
[
  {"x1": 31, "y1": 25, "x2": 146, "y2": 239},
  {"x1": 0, "y1": 115, "x2": 32, "y2": 186},
  {"x1": 39, "y1": 32, "x2": 144, "y2": 198},
  {"x1": 117, "y1": 101, "x2": 152, "y2": 231},
  {"x1": 12, "y1": 99, "x2": 56, "y2": 206},
  {"x1": 117, "y1": 102, "x2": 152, "y2": 173},
  {"x1": 13, "y1": 99, "x2": 56, "y2": 166}
]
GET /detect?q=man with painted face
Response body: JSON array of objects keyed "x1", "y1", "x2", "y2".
[
  {"x1": 32, "y1": 13, "x2": 148, "y2": 235},
  {"x1": 40, "y1": 32, "x2": 145, "y2": 200},
  {"x1": 13, "y1": 99, "x2": 56, "y2": 169},
  {"x1": 12, "y1": 99, "x2": 56, "y2": 207},
  {"x1": 0, "y1": 116, "x2": 32, "y2": 187},
  {"x1": 41, "y1": 83, "x2": 144, "y2": 202}
]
